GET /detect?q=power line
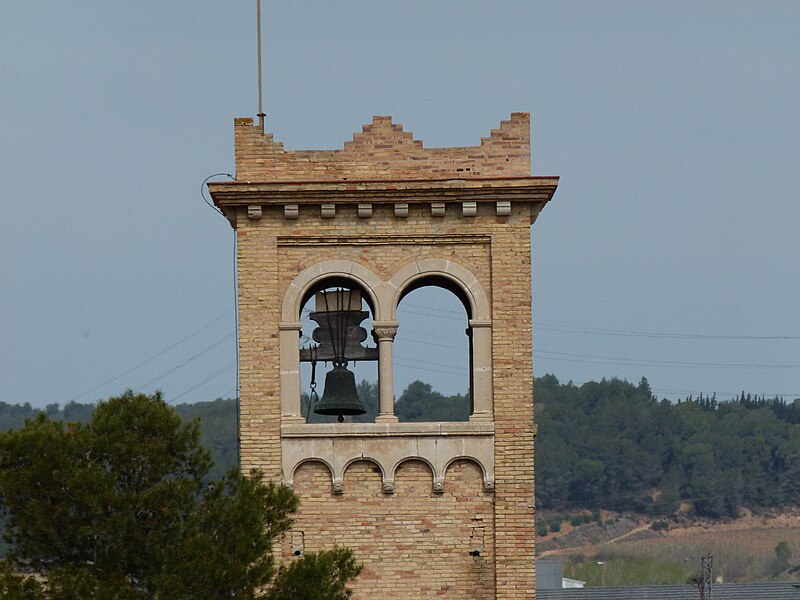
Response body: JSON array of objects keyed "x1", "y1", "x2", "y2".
[
  {"x1": 66, "y1": 309, "x2": 233, "y2": 403},
  {"x1": 399, "y1": 306, "x2": 467, "y2": 322},
  {"x1": 394, "y1": 354, "x2": 467, "y2": 377},
  {"x1": 536, "y1": 322, "x2": 800, "y2": 341},
  {"x1": 396, "y1": 333, "x2": 468, "y2": 350},
  {"x1": 536, "y1": 349, "x2": 800, "y2": 370},
  {"x1": 403, "y1": 301, "x2": 800, "y2": 340},
  {"x1": 134, "y1": 332, "x2": 235, "y2": 391},
  {"x1": 169, "y1": 360, "x2": 236, "y2": 403}
]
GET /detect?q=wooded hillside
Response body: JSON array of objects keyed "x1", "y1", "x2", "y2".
[{"x1": 3, "y1": 376, "x2": 798, "y2": 519}]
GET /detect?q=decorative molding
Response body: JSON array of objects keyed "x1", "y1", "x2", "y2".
[
  {"x1": 462, "y1": 202, "x2": 477, "y2": 217},
  {"x1": 277, "y1": 234, "x2": 490, "y2": 247},
  {"x1": 483, "y1": 480, "x2": 495, "y2": 492},
  {"x1": 496, "y1": 200, "x2": 511, "y2": 216},
  {"x1": 468, "y1": 319, "x2": 492, "y2": 329},
  {"x1": 394, "y1": 203, "x2": 409, "y2": 218},
  {"x1": 284, "y1": 204, "x2": 299, "y2": 219},
  {"x1": 372, "y1": 325, "x2": 398, "y2": 342},
  {"x1": 431, "y1": 202, "x2": 446, "y2": 217},
  {"x1": 321, "y1": 203, "x2": 336, "y2": 219},
  {"x1": 281, "y1": 431, "x2": 494, "y2": 493},
  {"x1": 357, "y1": 203, "x2": 373, "y2": 218},
  {"x1": 530, "y1": 201, "x2": 545, "y2": 223},
  {"x1": 247, "y1": 204, "x2": 262, "y2": 219}
]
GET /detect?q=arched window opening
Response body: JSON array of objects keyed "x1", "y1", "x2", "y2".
[
  {"x1": 299, "y1": 282, "x2": 378, "y2": 423},
  {"x1": 394, "y1": 284, "x2": 471, "y2": 422}
]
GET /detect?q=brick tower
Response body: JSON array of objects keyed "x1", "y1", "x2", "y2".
[{"x1": 208, "y1": 114, "x2": 557, "y2": 599}]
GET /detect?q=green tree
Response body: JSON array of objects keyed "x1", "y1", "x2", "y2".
[
  {"x1": 0, "y1": 391, "x2": 360, "y2": 599},
  {"x1": 267, "y1": 546, "x2": 362, "y2": 600},
  {"x1": 394, "y1": 380, "x2": 469, "y2": 422},
  {"x1": 773, "y1": 541, "x2": 792, "y2": 575}
]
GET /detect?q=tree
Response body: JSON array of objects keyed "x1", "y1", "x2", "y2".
[
  {"x1": 0, "y1": 391, "x2": 360, "y2": 599},
  {"x1": 267, "y1": 546, "x2": 362, "y2": 600},
  {"x1": 394, "y1": 380, "x2": 469, "y2": 422},
  {"x1": 773, "y1": 541, "x2": 792, "y2": 575}
]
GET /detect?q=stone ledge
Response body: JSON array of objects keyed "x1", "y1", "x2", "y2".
[{"x1": 282, "y1": 421, "x2": 494, "y2": 438}]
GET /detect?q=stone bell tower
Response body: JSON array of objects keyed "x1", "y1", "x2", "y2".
[{"x1": 208, "y1": 114, "x2": 557, "y2": 599}]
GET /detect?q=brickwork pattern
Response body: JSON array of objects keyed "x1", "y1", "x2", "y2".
[
  {"x1": 234, "y1": 114, "x2": 530, "y2": 182},
  {"x1": 236, "y1": 219, "x2": 282, "y2": 480},
  {"x1": 287, "y1": 459, "x2": 495, "y2": 598}
]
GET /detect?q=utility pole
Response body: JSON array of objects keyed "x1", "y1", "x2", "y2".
[{"x1": 687, "y1": 553, "x2": 713, "y2": 600}]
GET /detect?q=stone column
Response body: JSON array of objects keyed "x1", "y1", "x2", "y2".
[
  {"x1": 279, "y1": 322, "x2": 304, "y2": 423},
  {"x1": 469, "y1": 319, "x2": 493, "y2": 421},
  {"x1": 372, "y1": 322, "x2": 399, "y2": 422}
]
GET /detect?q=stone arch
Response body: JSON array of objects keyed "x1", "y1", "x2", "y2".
[
  {"x1": 388, "y1": 258, "x2": 493, "y2": 421},
  {"x1": 289, "y1": 457, "x2": 335, "y2": 487},
  {"x1": 444, "y1": 457, "x2": 492, "y2": 492},
  {"x1": 341, "y1": 459, "x2": 385, "y2": 498},
  {"x1": 281, "y1": 260, "x2": 384, "y2": 323},
  {"x1": 444, "y1": 456, "x2": 488, "y2": 478},
  {"x1": 392, "y1": 456, "x2": 437, "y2": 480},
  {"x1": 387, "y1": 258, "x2": 490, "y2": 322},
  {"x1": 342, "y1": 456, "x2": 386, "y2": 481},
  {"x1": 279, "y1": 260, "x2": 384, "y2": 421},
  {"x1": 393, "y1": 458, "x2": 437, "y2": 496}
]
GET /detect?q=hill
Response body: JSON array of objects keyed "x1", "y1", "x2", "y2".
[
  {"x1": 3, "y1": 375, "x2": 798, "y2": 521},
  {"x1": 537, "y1": 510, "x2": 800, "y2": 585}
]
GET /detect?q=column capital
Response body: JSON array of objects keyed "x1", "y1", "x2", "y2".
[
  {"x1": 468, "y1": 319, "x2": 492, "y2": 329},
  {"x1": 372, "y1": 321, "x2": 399, "y2": 342}
]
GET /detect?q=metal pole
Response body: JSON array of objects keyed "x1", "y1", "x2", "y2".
[
  {"x1": 703, "y1": 554, "x2": 713, "y2": 600},
  {"x1": 256, "y1": 0, "x2": 265, "y2": 130}
]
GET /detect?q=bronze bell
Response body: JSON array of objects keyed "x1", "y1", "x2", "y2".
[{"x1": 314, "y1": 364, "x2": 367, "y2": 422}]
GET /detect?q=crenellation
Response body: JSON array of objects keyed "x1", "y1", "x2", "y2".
[{"x1": 231, "y1": 114, "x2": 532, "y2": 182}]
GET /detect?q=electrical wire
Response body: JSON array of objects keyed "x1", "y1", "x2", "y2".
[
  {"x1": 134, "y1": 332, "x2": 235, "y2": 391},
  {"x1": 536, "y1": 349, "x2": 800, "y2": 370},
  {"x1": 170, "y1": 360, "x2": 236, "y2": 403},
  {"x1": 536, "y1": 322, "x2": 800, "y2": 341},
  {"x1": 402, "y1": 302, "x2": 800, "y2": 340},
  {"x1": 201, "y1": 172, "x2": 235, "y2": 217},
  {"x1": 65, "y1": 309, "x2": 233, "y2": 403},
  {"x1": 233, "y1": 230, "x2": 241, "y2": 469},
  {"x1": 393, "y1": 359, "x2": 466, "y2": 377}
]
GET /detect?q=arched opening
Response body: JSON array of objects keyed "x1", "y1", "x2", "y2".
[
  {"x1": 299, "y1": 279, "x2": 379, "y2": 423},
  {"x1": 394, "y1": 282, "x2": 471, "y2": 421}
]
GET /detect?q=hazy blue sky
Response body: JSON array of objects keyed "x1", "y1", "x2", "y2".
[{"x1": 1, "y1": 1, "x2": 798, "y2": 408}]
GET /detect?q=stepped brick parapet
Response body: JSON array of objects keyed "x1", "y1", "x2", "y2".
[{"x1": 232, "y1": 113, "x2": 531, "y2": 182}]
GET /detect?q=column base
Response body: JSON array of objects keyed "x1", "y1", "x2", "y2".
[
  {"x1": 469, "y1": 411, "x2": 493, "y2": 423},
  {"x1": 375, "y1": 414, "x2": 399, "y2": 423}
]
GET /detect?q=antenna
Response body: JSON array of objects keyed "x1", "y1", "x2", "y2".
[{"x1": 256, "y1": 0, "x2": 266, "y2": 130}]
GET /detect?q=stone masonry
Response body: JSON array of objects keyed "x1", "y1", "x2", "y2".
[{"x1": 208, "y1": 114, "x2": 558, "y2": 599}]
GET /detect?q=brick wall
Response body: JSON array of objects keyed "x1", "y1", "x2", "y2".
[
  {"x1": 287, "y1": 459, "x2": 495, "y2": 598},
  {"x1": 234, "y1": 114, "x2": 530, "y2": 181}
]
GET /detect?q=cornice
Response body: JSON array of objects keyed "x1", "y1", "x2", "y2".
[{"x1": 207, "y1": 176, "x2": 558, "y2": 207}]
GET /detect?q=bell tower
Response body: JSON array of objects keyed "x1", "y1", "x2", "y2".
[{"x1": 208, "y1": 114, "x2": 557, "y2": 599}]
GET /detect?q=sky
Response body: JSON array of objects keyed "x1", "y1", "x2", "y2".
[{"x1": 1, "y1": 1, "x2": 798, "y2": 409}]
